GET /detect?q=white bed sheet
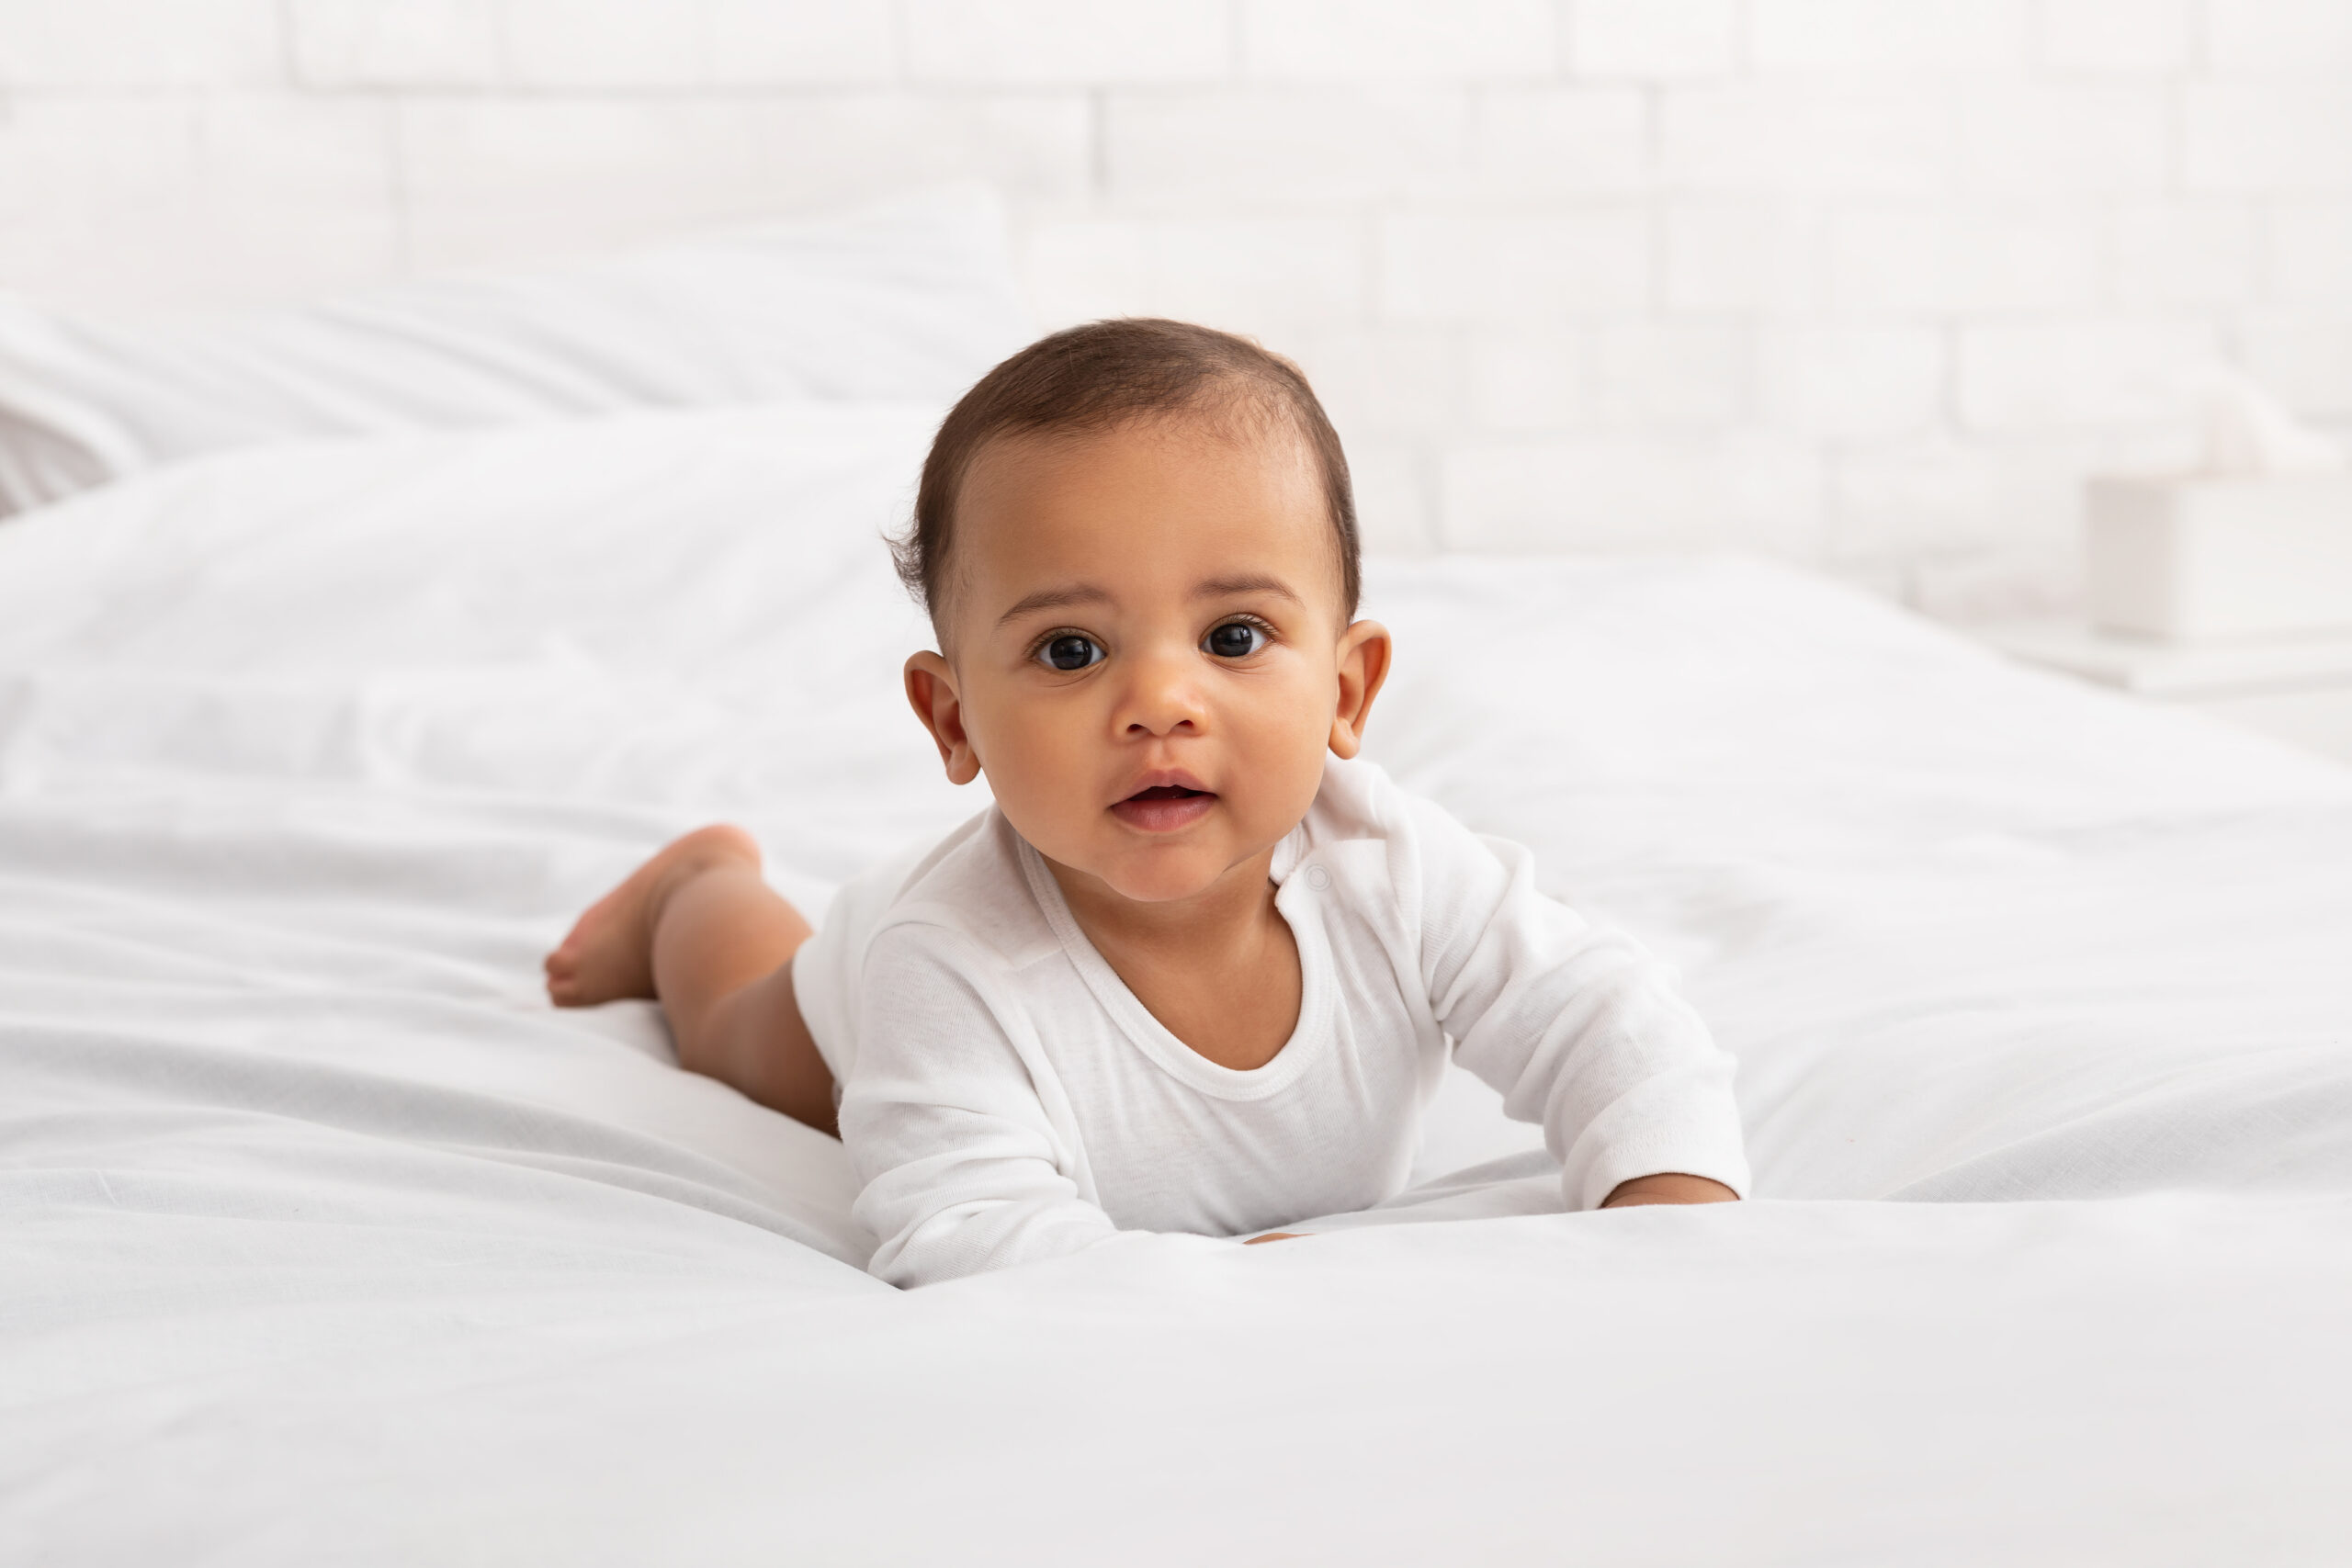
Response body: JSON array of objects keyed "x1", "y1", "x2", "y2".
[{"x1": 2, "y1": 409, "x2": 2348, "y2": 1563}]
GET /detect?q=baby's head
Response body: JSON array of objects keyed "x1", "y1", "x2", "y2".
[{"x1": 895, "y1": 319, "x2": 1390, "y2": 907}]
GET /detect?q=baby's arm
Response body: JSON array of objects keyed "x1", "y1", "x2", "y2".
[
  {"x1": 841, "y1": 924, "x2": 1168, "y2": 1285},
  {"x1": 1403, "y1": 796, "x2": 1750, "y2": 1210}
]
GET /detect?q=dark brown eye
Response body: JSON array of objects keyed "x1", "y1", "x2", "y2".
[
  {"x1": 1040, "y1": 634, "x2": 1102, "y2": 671},
  {"x1": 1204, "y1": 621, "x2": 1265, "y2": 659}
]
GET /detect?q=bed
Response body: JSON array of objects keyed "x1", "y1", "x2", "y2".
[{"x1": 4, "y1": 199, "x2": 2350, "y2": 1564}]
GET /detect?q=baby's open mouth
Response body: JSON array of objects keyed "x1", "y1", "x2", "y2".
[{"x1": 1110, "y1": 784, "x2": 1216, "y2": 833}]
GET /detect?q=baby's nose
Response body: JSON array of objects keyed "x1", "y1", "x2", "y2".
[{"x1": 1118, "y1": 649, "x2": 1206, "y2": 736}]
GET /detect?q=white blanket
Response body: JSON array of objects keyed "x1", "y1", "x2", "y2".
[{"x1": 4, "y1": 408, "x2": 2348, "y2": 1563}]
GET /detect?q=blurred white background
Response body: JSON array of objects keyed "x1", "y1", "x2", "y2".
[{"x1": 4, "y1": 0, "x2": 2349, "y2": 614}]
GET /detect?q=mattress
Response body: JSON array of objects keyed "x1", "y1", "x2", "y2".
[{"x1": 3, "y1": 405, "x2": 2348, "y2": 1563}]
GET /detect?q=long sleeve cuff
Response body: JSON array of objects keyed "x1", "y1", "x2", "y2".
[{"x1": 1560, "y1": 1062, "x2": 1751, "y2": 1211}]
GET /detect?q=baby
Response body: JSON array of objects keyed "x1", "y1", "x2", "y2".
[{"x1": 548, "y1": 319, "x2": 1747, "y2": 1287}]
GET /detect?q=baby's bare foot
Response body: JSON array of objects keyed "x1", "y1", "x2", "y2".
[{"x1": 545, "y1": 824, "x2": 762, "y2": 1008}]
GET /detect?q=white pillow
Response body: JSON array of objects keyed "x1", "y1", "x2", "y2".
[{"x1": 0, "y1": 183, "x2": 1032, "y2": 514}]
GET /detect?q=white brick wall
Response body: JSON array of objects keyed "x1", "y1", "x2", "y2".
[
  {"x1": 2206, "y1": 0, "x2": 2352, "y2": 71},
  {"x1": 2273, "y1": 205, "x2": 2352, "y2": 305},
  {"x1": 1238, "y1": 0, "x2": 1555, "y2": 80},
  {"x1": 1378, "y1": 211, "x2": 1650, "y2": 321},
  {"x1": 1, "y1": 0, "x2": 2347, "y2": 615},
  {"x1": 1959, "y1": 318, "x2": 2224, "y2": 430},
  {"x1": 2187, "y1": 82, "x2": 2352, "y2": 192},
  {"x1": 1661, "y1": 85, "x2": 1953, "y2": 196},
  {"x1": 1441, "y1": 432, "x2": 1823, "y2": 553},
  {"x1": 1761, "y1": 325, "x2": 1945, "y2": 439},
  {"x1": 0, "y1": 0, "x2": 282, "y2": 85},
  {"x1": 2039, "y1": 0, "x2": 2193, "y2": 72},
  {"x1": 906, "y1": 0, "x2": 1230, "y2": 84},
  {"x1": 1570, "y1": 0, "x2": 1739, "y2": 78},
  {"x1": 1750, "y1": 0, "x2": 2030, "y2": 72}
]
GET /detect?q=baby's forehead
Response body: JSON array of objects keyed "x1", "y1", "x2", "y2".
[
  {"x1": 973, "y1": 399, "x2": 1317, "y2": 486},
  {"x1": 961, "y1": 418, "x2": 1331, "y2": 568}
]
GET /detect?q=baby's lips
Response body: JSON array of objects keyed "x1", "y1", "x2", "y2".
[
  {"x1": 1108, "y1": 788, "x2": 1217, "y2": 833},
  {"x1": 1120, "y1": 766, "x2": 1212, "y2": 798}
]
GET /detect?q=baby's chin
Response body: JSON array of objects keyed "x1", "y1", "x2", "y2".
[
  {"x1": 1043, "y1": 823, "x2": 1281, "y2": 907},
  {"x1": 1088, "y1": 852, "x2": 1243, "y2": 905}
]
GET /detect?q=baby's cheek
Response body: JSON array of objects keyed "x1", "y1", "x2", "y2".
[
  {"x1": 1231, "y1": 697, "x2": 1335, "y2": 821},
  {"x1": 983, "y1": 708, "x2": 1104, "y2": 845}
]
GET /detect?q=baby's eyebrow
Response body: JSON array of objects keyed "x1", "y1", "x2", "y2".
[
  {"x1": 993, "y1": 573, "x2": 1304, "y2": 628},
  {"x1": 995, "y1": 583, "x2": 1112, "y2": 627},
  {"x1": 1193, "y1": 574, "x2": 1304, "y2": 606}
]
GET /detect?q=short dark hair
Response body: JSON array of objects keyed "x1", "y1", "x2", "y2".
[{"x1": 893, "y1": 318, "x2": 1360, "y2": 630}]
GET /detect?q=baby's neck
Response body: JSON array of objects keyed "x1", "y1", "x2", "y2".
[{"x1": 1045, "y1": 847, "x2": 1302, "y2": 1071}]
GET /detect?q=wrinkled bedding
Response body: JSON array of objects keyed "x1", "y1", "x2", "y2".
[{"x1": 3, "y1": 406, "x2": 2348, "y2": 1564}]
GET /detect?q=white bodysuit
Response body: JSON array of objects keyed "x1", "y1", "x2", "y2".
[{"x1": 793, "y1": 757, "x2": 1749, "y2": 1288}]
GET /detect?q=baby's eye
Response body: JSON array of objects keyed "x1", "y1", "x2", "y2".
[
  {"x1": 1204, "y1": 620, "x2": 1267, "y2": 660},
  {"x1": 1038, "y1": 633, "x2": 1104, "y2": 671}
]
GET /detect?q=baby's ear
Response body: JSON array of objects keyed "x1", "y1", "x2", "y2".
[
  {"x1": 1328, "y1": 620, "x2": 1392, "y2": 760},
  {"x1": 904, "y1": 651, "x2": 982, "y2": 784}
]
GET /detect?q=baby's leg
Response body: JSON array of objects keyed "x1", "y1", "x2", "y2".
[{"x1": 546, "y1": 826, "x2": 837, "y2": 1136}]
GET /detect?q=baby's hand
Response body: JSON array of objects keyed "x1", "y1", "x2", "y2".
[{"x1": 1600, "y1": 1173, "x2": 1739, "y2": 1208}]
